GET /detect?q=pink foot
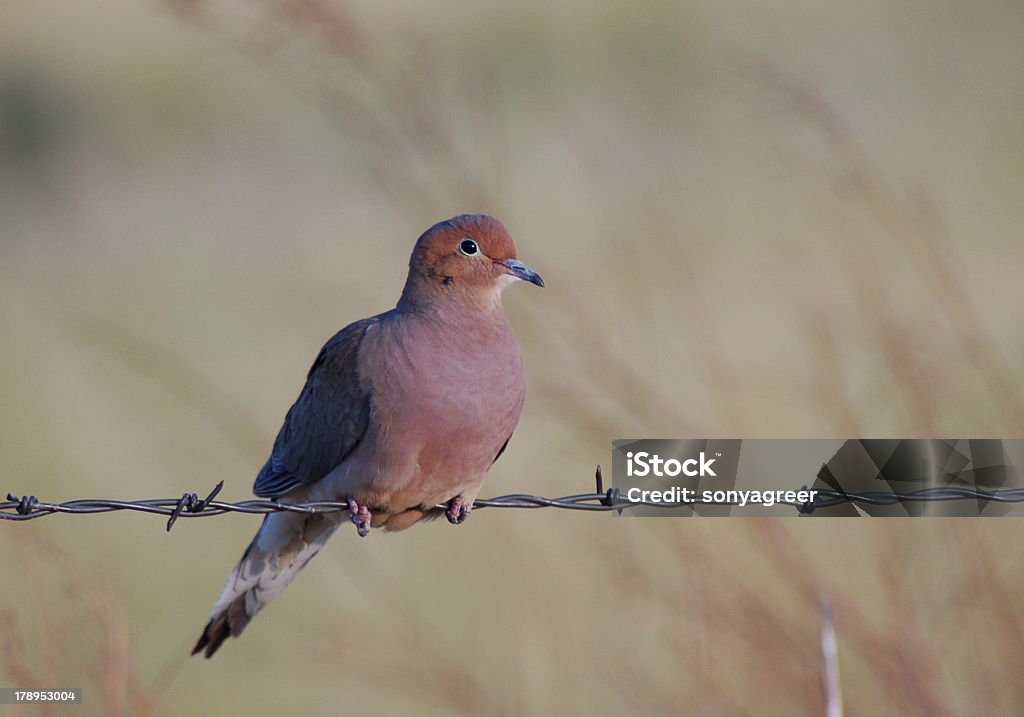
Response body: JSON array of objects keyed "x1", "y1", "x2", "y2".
[
  {"x1": 348, "y1": 498, "x2": 372, "y2": 537},
  {"x1": 445, "y1": 496, "x2": 472, "y2": 525}
]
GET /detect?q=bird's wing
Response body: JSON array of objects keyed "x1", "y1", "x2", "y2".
[
  {"x1": 253, "y1": 317, "x2": 377, "y2": 498},
  {"x1": 492, "y1": 434, "x2": 512, "y2": 465}
]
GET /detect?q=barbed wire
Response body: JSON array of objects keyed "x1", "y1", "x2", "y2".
[{"x1": 4, "y1": 468, "x2": 1023, "y2": 530}]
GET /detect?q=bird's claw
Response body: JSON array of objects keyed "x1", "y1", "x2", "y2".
[
  {"x1": 445, "y1": 496, "x2": 472, "y2": 525},
  {"x1": 347, "y1": 498, "x2": 372, "y2": 537}
]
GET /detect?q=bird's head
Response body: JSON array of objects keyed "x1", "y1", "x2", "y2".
[{"x1": 400, "y1": 214, "x2": 543, "y2": 312}]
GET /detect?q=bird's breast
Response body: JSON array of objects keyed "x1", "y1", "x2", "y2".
[{"x1": 360, "y1": 314, "x2": 526, "y2": 481}]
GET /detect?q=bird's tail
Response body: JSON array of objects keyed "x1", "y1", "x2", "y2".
[{"x1": 192, "y1": 507, "x2": 342, "y2": 658}]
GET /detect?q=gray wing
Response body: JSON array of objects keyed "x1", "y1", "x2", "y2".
[{"x1": 253, "y1": 317, "x2": 377, "y2": 498}]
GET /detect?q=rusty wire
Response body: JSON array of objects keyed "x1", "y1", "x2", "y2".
[{"x1": 4, "y1": 467, "x2": 1024, "y2": 531}]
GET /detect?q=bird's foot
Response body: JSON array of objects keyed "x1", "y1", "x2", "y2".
[
  {"x1": 445, "y1": 496, "x2": 472, "y2": 525},
  {"x1": 347, "y1": 498, "x2": 372, "y2": 537}
]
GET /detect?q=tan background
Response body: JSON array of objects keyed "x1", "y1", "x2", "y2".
[{"x1": 2, "y1": 1, "x2": 1023, "y2": 714}]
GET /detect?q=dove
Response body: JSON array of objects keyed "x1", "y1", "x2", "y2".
[{"x1": 192, "y1": 214, "x2": 543, "y2": 657}]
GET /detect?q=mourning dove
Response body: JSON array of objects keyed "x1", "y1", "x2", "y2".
[{"x1": 192, "y1": 214, "x2": 543, "y2": 657}]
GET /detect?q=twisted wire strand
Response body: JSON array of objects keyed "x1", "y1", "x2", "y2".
[{"x1": 4, "y1": 468, "x2": 1023, "y2": 531}]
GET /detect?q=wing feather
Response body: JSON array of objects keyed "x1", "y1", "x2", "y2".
[{"x1": 253, "y1": 317, "x2": 377, "y2": 498}]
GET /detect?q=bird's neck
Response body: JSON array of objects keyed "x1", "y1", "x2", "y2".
[{"x1": 397, "y1": 281, "x2": 506, "y2": 322}]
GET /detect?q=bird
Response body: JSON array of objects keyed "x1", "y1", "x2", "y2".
[{"x1": 192, "y1": 214, "x2": 543, "y2": 658}]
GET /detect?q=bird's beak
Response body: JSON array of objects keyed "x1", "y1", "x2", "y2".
[{"x1": 496, "y1": 259, "x2": 545, "y2": 287}]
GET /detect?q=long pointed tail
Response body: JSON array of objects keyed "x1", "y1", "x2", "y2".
[{"x1": 192, "y1": 509, "x2": 341, "y2": 658}]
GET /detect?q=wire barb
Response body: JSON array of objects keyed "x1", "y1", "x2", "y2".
[
  {"x1": 6, "y1": 493, "x2": 39, "y2": 516},
  {"x1": 166, "y1": 481, "x2": 225, "y2": 532}
]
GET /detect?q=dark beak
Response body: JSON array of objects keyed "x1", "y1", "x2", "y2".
[{"x1": 497, "y1": 259, "x2": 545, "y2": 287}]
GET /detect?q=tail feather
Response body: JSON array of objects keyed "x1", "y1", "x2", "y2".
[{"x1": 193, "y1": 510, "x2": 341, "y2": 658}]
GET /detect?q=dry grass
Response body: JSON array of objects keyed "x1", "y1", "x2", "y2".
[{"x1": 2, "y1": 1, "x2": 1024, "y2": 715}]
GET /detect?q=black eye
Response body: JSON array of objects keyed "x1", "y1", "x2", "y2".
[{"x1": 459, "y1": 238, "x2": 479, "y2": 256}]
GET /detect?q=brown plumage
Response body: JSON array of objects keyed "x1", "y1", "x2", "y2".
[{"x1": 192, "y1": 214, "x2": 543, "y2": 657}]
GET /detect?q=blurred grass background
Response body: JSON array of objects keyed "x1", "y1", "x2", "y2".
[{"x1": 2, "y1": 1, "x2": 1024, "y2": 714}]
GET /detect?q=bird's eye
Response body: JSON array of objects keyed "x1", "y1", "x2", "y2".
[{"x1": 459, "y1": 238, "x2": 480, "y2": 256}]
